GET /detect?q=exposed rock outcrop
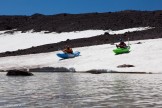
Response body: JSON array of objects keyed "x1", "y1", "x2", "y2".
[
  {"x1": 86, "y1": 69, "x2": 108, "y2": 74},
  {"x1": 29, "y1": 67, "x2": 76, "y2": 72},
  {"x1": 0, "y1": 10, "x2": 162, "y2": 32},
  {"x1": 6, "y1": 70, "x2": 33, "y2": 76},
  {"x1": 117, "y1": 64, "x2": 135, "y2": 68}
]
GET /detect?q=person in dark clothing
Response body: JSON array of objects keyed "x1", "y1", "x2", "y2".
[
  {"x1": 116, "y1": 39, "x2": 127, "y2": 48},
  {"x1": 63, "y1": 45, "x2": 73, "y2": 54}
]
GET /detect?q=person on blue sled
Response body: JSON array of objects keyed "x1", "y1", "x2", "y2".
[
  {"x1": 116, "y1": 38, "x2": 127, "y2": 48},
  {"x1": 62, "y1": 45, "x2": 73, "y2": 54}
]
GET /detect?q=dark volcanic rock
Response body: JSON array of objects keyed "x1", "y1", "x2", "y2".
[
  {"x1": 117, "y1": 64, "x2": 135, "y2": 68},
  {"x1": 6, "y1": 70, "x2": 33, "y2": 76},
  {"x1": 0, "y1": 10, "x2": 162, "y2": 32},
  {"x1": 29, "y1": 67, "x2": 76, "y2": 72},
  {"x1": 136, "y1": 42, "x2": 142, "y2": 44},
  {"x1": 86, "y1": 69, "x2": 108, "y2": 74}
]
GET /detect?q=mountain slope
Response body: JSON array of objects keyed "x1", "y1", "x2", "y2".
[
  {"x1": 0, "y1": 10, "x2": 162, "y2": 32},
  {"x1": 0, "y1": 10, "x2": 162, "y2": 57}
]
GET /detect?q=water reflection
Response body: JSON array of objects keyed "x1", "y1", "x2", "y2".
[
  {"x1": 55, "y1": 73, "x2": 81, "y2": 108},
  {"x1": 0, "y1": 73, "x2": 162, "y2": 108}
]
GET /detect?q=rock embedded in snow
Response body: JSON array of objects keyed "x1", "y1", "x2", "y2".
[
  {"x1": 117, "y1": 64, "x2": 135, "y2": 68},
  {"x1": 6, "y1": 70, "x2": 33, "y2": 76},
  {"x1": 86, "y1": 69, "x2": 108, "y2": 74},
  {"x1": 136, "y1": 42, "x2": 142, "y2": 44}
]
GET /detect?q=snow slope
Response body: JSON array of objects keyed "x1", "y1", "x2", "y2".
[
  {"x1": 0, "y1": 26, "x2": 160, "y2": 73},
  {"x1": 0, "y1": 38, "x2": 162, "y2": 73},
  {"x1": 0, "y1": 27, "x2": 152, "y2": 53}
]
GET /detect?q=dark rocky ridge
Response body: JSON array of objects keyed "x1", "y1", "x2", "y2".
[
  {"x1": 29, "y1": 67, "x2": 75, "y2": 72},
  {"x1": 0, "y1": 10, "x2": 162, "y2": 32},
  {"x1": 0, "y1": 10, "x2": 162, "y2": 57}
]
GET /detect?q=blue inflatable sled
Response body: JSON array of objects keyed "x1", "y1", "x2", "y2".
[{"x1": 57, "y1": 51, "x2": 80, "y2": 59}]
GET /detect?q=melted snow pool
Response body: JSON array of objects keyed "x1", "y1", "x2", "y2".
[{"x1": 0, "y1": 72, "x2": 162, "y2": 108}]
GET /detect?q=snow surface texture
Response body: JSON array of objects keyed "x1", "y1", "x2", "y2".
[
  {"x1": 0, "y1": 38, "x2": 161, "y2": 73},
  {"x1": 0, "y1": 26, "x2": 160, "y2": 73},
  {"x1": 0, "y1": 27, "x2": 152, "y2": 53}
]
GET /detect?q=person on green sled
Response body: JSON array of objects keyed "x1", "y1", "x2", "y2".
[
  {"x1": 63, "y1": 45, "x2": 73, "y2": 54},
  {"x1": 116, "y1": 39, "x2": 127, "y2": 48}
]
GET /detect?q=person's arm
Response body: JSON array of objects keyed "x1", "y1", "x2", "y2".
[{"x1": 63, "y1": 49, "x2": 66, "y2": 53}]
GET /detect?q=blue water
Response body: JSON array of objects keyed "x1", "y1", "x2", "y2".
[{"x1": 0, "y1": 72, "x2": 162, "y2": 108}]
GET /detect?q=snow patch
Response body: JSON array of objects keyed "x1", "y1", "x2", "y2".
[
  {"x1": 0, "y1": 38, "x2": 162, "y2": 73},
  {"x1": 0, "y1": 27, "x2": 152, "y2": 53}
]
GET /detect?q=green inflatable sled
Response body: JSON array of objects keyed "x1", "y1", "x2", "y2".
[{"x1": 113, "y1": 46, "x2": 130, "y2": 54}]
